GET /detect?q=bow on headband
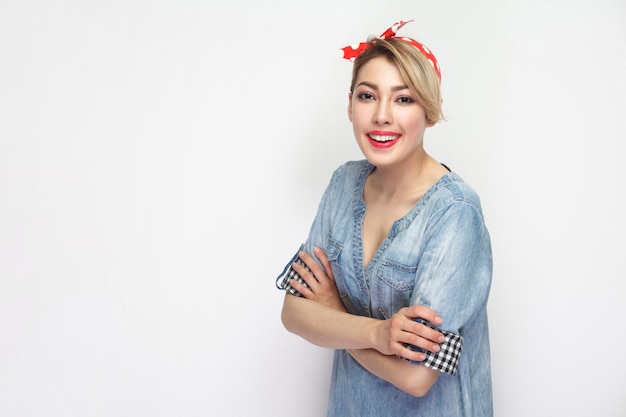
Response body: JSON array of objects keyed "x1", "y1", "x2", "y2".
[{"x1": 339, "y1": 20, "x2": 441, "y2": 80}]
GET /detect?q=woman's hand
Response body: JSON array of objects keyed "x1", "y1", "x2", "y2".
[
  {"x1": 289, "y1": 247, "x2": 346, "y2": 312},
  {"x1": 371, "y1": 305, "x2": 445, "y2": 361},
  {"x1": 289, "y1": 248, "x2": 443, "y2": 361}
]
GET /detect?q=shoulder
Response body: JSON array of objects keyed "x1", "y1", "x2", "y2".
[
  {"x1": 416, "y1": 173, "x2": 490, "y2": 235},
  {"x1": 438, "y1": 173, "x2": 482, "y2": 206},
  {"x1": 327, "y1": 159, "x2": 373, "y2": 188},
  {"x1": 331, "y1": 159, "x2": 372, "y2": 179},
  {"x1": 428, "y1": 173, "x2": 484, "y2": 215}
]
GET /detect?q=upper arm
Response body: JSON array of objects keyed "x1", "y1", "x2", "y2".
[
  {"x1": 399, "y1": 201, "x2": 491, "y2": 378},
  {"x1": 412, "y1": 201, "x2": 492, "y2": 331}
]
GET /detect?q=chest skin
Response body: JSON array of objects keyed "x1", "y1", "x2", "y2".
[
  {"x1": 361, "y1": 193, "x2": 423, "y2": 270},
  {"x1": 360, "y1": 162, "x2": 450, "y2": 270}
]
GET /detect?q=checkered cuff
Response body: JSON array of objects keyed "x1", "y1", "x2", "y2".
[
  {"x1": 275, "y1": 246, "x2": 309, "y2": 297},
  {"x1": 399, "y1": 319, "x2": 463, "y2": 376}
]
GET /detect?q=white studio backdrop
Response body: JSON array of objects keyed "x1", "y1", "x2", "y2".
[{"x1": 1, "y1": 1, "x2": 625, "y2": 416}]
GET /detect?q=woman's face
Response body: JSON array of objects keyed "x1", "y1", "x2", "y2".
[{"x1": 348, "y1": 56, "x2": 431, "y2": 169}]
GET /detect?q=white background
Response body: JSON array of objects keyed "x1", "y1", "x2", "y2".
[{"x1": 1, "y1": 1, "x2": 625, "y2": 416}]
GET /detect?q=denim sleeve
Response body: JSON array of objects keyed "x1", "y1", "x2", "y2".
[
  {"x1": 407, "y1": 200, "x2": 492, "y2": 373},
  {"x1": 275, "y1": 164, "x2": 348, "y2": 295}
]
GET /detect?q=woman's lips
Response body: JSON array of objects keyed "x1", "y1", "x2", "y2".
[{"x1": 367, "y1": 131, "x2": 401, "y2": 149}]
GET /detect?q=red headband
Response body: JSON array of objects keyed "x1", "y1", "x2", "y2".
[{"x1": 339, "y1": 20, "x2": 441, "y2": 80}]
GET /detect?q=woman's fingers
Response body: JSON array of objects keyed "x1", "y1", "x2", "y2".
[
  {"x1": 292, "y1": 248, "x2": 346, "y2": 312},
  {"x1": 296, "y1": 249, "x2": 335, "y2": 294},
  {"x1": 291, "y1": 259, "x2": 319, "y2": 289},
  {"x1": 382, "y1": 307, "x2": 446, "y2": 354},
  {"x1": 313, "y1": 246, "x2": 335, "y2": 282},
  {"x1": 289, "y1": 276, "x2": 314, "y2": 297},
  {"x1": 297, "y1": 250, "x2": 329, "y2": 284},
  {"x1": 406, "y1": 305, "x2": 442, "y2": 327},
  {"x1": 397, "y1": 344, "x2": 427, "y2": 362},
  {"x1": 404, "y1": 321, "x2": 443, "y2": 353}
]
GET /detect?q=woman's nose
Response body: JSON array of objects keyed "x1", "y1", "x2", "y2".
[{"x1": 373, "y1": 101, "x2": 392, "y2": 125}]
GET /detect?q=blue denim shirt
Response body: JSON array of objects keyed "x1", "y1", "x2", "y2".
[{"x1": 301, "y1": 160, "x2": 493, "y2": 417}]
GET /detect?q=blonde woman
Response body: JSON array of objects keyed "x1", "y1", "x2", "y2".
[{"x1": 277, "y1": 21, "x2": 493, "y2": 417}]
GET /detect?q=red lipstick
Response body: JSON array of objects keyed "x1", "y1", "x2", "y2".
[{"x1": 367, "y1": 131, "x2": 401, "y2": 149}]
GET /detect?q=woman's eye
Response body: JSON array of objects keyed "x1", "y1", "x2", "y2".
[
  {"x1": 357, "y1": 92, "x2": 375, "y2": 101},
  {"x1": 397, "y1": 96, "x2": 415, "y2": 104}
]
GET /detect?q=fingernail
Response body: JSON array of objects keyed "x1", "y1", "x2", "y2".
[
  {"x1": 432, "y1": 344, "x2": 440, "y2": 352},
  {"x1": 435, "y1": 316, "x2": 443, "y2": 324},
  {"x1": 438, "y1": 335, "x2": 445, "y2": 343}
]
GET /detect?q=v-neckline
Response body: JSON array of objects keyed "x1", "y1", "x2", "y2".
[{"x1": 354, "y1": 162, "x2": 454, "y2": 274}]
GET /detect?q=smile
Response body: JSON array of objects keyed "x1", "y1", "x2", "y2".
[
  {"x1": 368, "y1": 134, "x2": 399, "y2": 142},
  {"x1": 367, "y1": 131, "x2": 401, "y2": 148}
]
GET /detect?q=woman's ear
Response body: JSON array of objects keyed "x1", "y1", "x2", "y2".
[{"x1": 347, "y1": 93, "x2": 353, "y2": 122}]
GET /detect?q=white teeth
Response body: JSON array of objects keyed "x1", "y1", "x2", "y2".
[{"x1": 369, "y1": 134, "x2": 398, "y2": 142}]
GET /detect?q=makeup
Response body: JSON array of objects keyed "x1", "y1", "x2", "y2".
[{"x1": 367, "y1": 130, "x2": 401, "y2": 149}]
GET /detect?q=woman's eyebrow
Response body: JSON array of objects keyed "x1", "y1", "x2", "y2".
[{"x1": 355, "y1": 81, "x2": 410, "y2": 91}]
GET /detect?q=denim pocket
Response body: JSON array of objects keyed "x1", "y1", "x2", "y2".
[{"x1": 375, "y1": 259, "x2": 417, "y2": 319}]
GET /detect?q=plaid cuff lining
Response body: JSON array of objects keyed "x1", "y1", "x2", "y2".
[
  {"x1": 399, "y1": 320, "x2": 463, "y2": 376},
  {"x1": 275, "y1": 246, "x2": 308, "y2": 297}
]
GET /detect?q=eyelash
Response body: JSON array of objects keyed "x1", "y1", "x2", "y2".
[
  {"x1": 356, "y1": 92, "x2": 415, "y2": 104},
  {"x1": 357, "y1": 92, "x2": 375, "y2": 101}
]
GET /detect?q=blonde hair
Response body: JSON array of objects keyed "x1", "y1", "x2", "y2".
[{"x1": 349, "y1": 38, "x2": 444, "y2": 124}]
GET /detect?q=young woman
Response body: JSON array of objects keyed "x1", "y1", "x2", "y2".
[{"x1": 276, "y1": 20, "x2": 493, "y2": 417}]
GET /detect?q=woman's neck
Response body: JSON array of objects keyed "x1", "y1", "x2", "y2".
[{"x1": 367, "y1": 153, "x2": 447, "y2": 205}]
